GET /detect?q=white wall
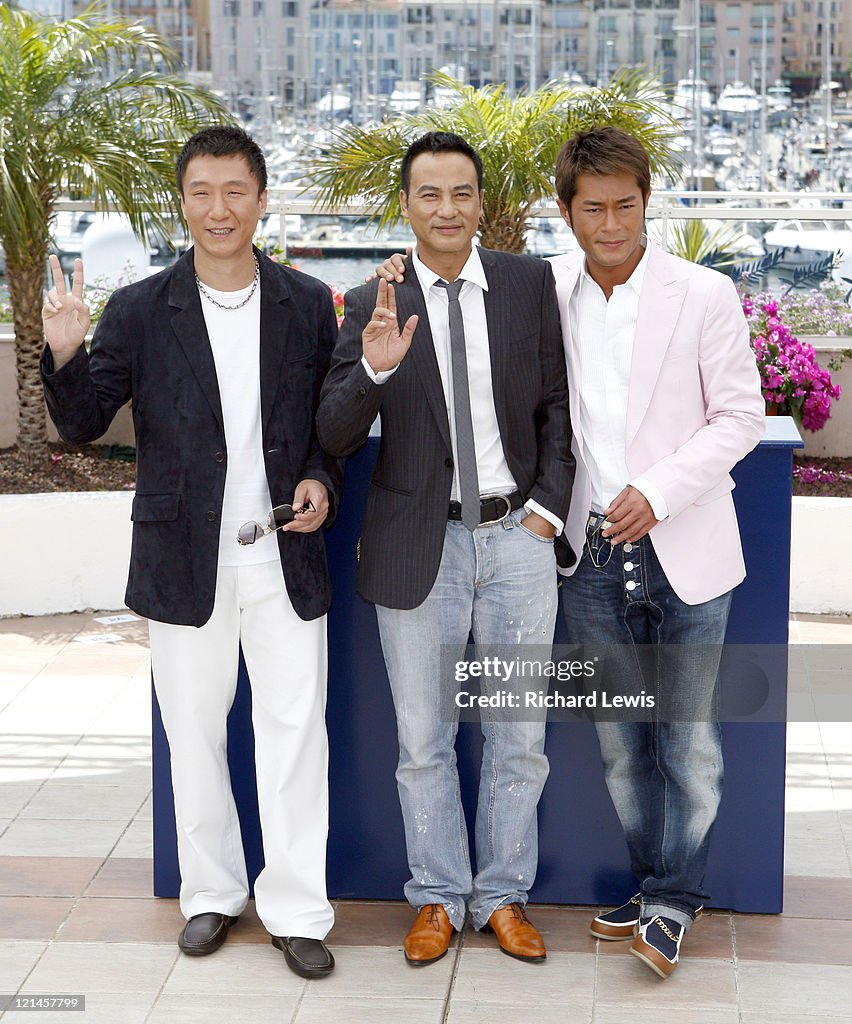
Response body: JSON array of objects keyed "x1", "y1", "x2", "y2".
[
  {"x1": 0, "y1": 492, "x2": 133, "y2": 617},
  {"x1": 790, "y1": 496, "x2": 852, "y2": 615},
  {"x1": 0, "y1": 492, "x2": 848, "y2": 618}
]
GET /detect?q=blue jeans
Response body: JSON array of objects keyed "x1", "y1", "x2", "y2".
[
  {"x1": 559, "y1": 518, "x2": 731, "y2": 930},
  {"x1": 376, "y1": 508, "x2": 557, "y2": 931}
]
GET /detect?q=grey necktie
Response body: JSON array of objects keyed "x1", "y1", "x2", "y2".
[{"x1": 437, "y1": 279, "x2": 480, "y2": 531}]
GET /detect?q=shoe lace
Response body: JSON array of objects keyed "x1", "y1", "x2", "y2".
[
  {"x1": 427, "y1": 905, "x2": 442, "y2": 930},
  {"x1": 510, "y1": 903, "x2": 531, "y2": 925}
]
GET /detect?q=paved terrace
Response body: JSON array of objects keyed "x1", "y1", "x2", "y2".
[{"x1": 0, "y1": 611, "x2": 850, "y2": 1024}]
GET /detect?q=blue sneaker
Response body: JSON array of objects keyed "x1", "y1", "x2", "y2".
[
  {"x1": 589, "y1": 893, "x2": 642, "y2": 941},
  {"x1": 631, "y1": 915, "x2": 685, "y2": 977}
]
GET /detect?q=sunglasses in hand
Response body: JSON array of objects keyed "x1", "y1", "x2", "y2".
[{"x1": 237, "y1": 501, "x2": 315, "y2": 546}]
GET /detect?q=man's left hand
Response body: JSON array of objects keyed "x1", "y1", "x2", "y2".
[
  {"x1": 602, "y1": 486, "x2": 657, "y2": 544},
  {"x1": 283, "y1": 479, "x2": 329, "y2": 533}
]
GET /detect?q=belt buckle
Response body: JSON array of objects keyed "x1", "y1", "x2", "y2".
[{"x1": 480, "y1": 494, "x2": 512, "y2": 527}]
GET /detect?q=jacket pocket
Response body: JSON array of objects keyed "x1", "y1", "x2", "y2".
[
  {"x1": 371, "y1": 479, "x2": 413, "y2": 497},
  {"x1": 131, "y1": 492, "x2": 181, "y2": 522}
]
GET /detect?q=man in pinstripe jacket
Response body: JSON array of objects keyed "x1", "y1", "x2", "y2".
[{"x1": 317, "y1": 132, "x2": 575, "y2": 966}]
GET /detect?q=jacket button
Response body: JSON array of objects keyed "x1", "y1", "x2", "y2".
[
  {"x1": 445, "y1": 457, "x2": 454, "y2": 469},
  {"x1": 215, "y1": 452, "x2": 225, "y2": 463},
  {"x1": 358, "y1": 385, "x2": 367, "y2": 396},
  {"x1": 206, "y1": 511, "x2": 216, "y2": 522}
]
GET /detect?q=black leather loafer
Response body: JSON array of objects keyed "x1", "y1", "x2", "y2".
[
  {"x1": 271, "y1": 935, "x2": 335, "y2": 978},
  {"x1": 178, "y1": 913, "x2": 238, "y2": 956}
]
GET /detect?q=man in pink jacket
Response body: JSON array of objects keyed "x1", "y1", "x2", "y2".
[
  {"x1": 550, "y1": 127, "x2": 764, "y2": 978},
  {"x1": 376, "y1": 125, "x2": 764, "y2": 978}
]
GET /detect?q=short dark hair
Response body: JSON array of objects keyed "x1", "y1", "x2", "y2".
[
  {"x1": 400, "y1": 131, "x2": 484, "y2": 194},
  {"x1": 554, "y1": 126, "x2": 651, "y2": 209},
  {"x1": 176, "y1": 125, "x2": 267, "y2": 196}
]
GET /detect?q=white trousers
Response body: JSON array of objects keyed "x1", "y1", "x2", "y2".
[{"x1": 148, "y1": 560, "x2": 333, "y2": 939}]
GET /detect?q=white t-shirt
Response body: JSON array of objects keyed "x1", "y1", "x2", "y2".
[{"x1": 198, "y1": 278, "x2": 276, "y2": 566}]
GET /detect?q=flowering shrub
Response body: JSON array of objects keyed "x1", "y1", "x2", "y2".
[
  {"x1": 741, "y1": 291, "x2": 843, "y2": 432},
  {"x1": 328, "y1": 284, "x2": 345, "y2": 325},
  {"x1": 793, "y1": 463, "x2": 852, "y2": 485},
  {"x1": 772, "y1": 282, "x2": 852, "y2": 337},
  {"x1": 84, "y1": 263, "x2": 138, "y2": 322}
]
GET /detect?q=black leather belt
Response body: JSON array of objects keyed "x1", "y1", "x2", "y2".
[{"x1": 448, "y1": 491, "x2": 524, "y2": 526}]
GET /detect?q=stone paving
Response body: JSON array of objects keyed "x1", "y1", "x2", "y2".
[{"x1": 0, "y1": 611, "x2": 850, "y2": 1023}]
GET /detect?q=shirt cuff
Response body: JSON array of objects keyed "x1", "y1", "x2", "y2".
[
  {"x1": 524, "y1": 498, "x2": 564, "y2": 535},
  {"x1": 360, "y1": 355, "x2": 398, "y2": 384},
  {"x1": 630, "y1": 477, "x2": 669, "y2": 521}
]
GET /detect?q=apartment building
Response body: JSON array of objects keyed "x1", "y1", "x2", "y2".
[{"x1": 29, "y1": 0, "x2": 846, "y2": 110}]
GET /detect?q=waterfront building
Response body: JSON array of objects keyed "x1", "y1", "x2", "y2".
[{"x1": 18, "y1": 0, "x2": 850, "y2": 114}]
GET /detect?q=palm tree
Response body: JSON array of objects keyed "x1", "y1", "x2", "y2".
[
  {"x1": 0, "y1": 3, "x2": 231, "y2": 452},
  {"x1": 307, "y1": 69, "x2": 683, "y2": 253}
]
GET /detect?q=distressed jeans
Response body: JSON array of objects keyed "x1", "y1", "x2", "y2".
[
  {"x1": 560, "y1": 519, "x2": 732, "y2": 930},
  {"x1": 376, "y1": 508, "x2": 556, "y2": 931}
]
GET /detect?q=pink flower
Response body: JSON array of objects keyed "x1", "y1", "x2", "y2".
[{"x1": 740, "y1": 289, "x2": 843, "y2": 432}]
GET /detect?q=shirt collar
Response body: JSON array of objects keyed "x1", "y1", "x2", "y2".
[
  {"x1": 412, "y1": 244, "x2": 489, "y2": 293},
  {"x1": 581, "y1": 234, "x2": 649, "y2": 296}
]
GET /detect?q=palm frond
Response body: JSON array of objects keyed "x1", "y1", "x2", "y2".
[{"x1": 305, "y1": 68, "x2": 683, "y2": 247}]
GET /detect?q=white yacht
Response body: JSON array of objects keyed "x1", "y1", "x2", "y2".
[
  {"x1": 763, "y1": 219, "x2": 852, "y2": 267},
  {"x1": 766, "y1": 81, "x2": 793, "y2": 112},
  {"x1": 717, "y1": 83, "x2": 761, "y2": 124},
  {"x1": 673, "y1": 77, "x2": 714, "y2": 119},
  {"x1": 389, "y1": 80, "x2": 421, "y2": 113}
]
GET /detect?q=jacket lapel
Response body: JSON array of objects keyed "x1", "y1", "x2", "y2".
[
  {"x1": 625, "y1": 245, "x2": 688, "y2": 446},
  {"x1": 549, "y1": 253, "x2": 586, "y2": 461},
  {"x1": 168, "y1": 249, "x2": 224, "y2": 430},
  {"x1": 257, "y1": 250, "x2": 292, "y2": 436},
  {"x1": 480, "y1": 249, "x2": 512, "y2": 431},
  {"x1": 397, "y1": 259, "x2": 452, "y2": 453}
]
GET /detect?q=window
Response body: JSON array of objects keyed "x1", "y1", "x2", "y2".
[
  {"x1": 282, "y1": 1, "x2": 297, "y2": 13},
  {"x1": 253, "y1": 0, "x2": 263, "y2": 15},
  {"x1": 223, "y1": 0, "x2": 240, "y2": 15}
]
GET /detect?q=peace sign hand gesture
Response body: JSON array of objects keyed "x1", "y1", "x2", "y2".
[
  {"x1": 42, "y1": 256, "x2": 91, "y2": 371},
  {"x1": 362, "y1": 278, "x2": 418, "y2": 374}
]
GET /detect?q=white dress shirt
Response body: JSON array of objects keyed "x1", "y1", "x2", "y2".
[
  {"x1": 568, "y1": 241, "x2": 668, "y2": 520},
  {"x1": 362, "y1": 246, "x2": 561, "y2": 530}
]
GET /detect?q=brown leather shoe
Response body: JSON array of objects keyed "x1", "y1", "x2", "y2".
[
  {"x1": 403, "y1": 904, "x2": 454, "y2": 966},
  {"x1": 486, "y1": 903, "x2": 547, "y2": 962}
]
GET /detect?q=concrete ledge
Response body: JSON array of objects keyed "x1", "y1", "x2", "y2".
[
  {"x1": 0, "y1": 491, "x2": 848, "y2": 618},
  {"x1": 790, "y1": 496, "x2": 852, "y2": 615},
  {"x1": 0, "y1": 491, "x2": 133, "y2": 617}
]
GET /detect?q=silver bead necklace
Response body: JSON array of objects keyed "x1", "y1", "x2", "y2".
[{"x1": 195, "y1": 255, "x2": 260, "y2": 310}]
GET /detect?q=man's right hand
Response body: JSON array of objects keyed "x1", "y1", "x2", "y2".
[
  {"x1": 42, "y1": 255, "x2": 91, "y2": 371},
  {"x1": 374, "y1": 252, "x2": 409, "y2": 283},
  {"x1": 362, "y1": 278, "x2": 418, "y2": 373}
]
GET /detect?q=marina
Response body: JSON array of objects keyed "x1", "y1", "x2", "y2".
[{"x1": 1, "y1": 68, "x2": 850, "y2": 299}]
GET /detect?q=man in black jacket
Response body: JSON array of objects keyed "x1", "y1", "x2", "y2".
[
  {"x1": 41, "y1": 126, "x2": 341, "y2": 979},
  {"x1": 317, "y1": 132, "x2": 574, "y2": 966}
]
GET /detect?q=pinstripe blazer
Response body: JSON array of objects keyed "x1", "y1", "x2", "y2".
[{"x1": 316, "y1": 249, "x2": 575, "y2": 610}]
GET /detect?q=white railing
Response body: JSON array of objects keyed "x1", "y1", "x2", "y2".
[{"x1": 49, "y1": 189, "x2": 852, "y2": 256}]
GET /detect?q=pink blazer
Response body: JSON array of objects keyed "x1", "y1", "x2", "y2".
[{"x1": 549, "y1": 242, "x2": 765, "y2": 606}]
